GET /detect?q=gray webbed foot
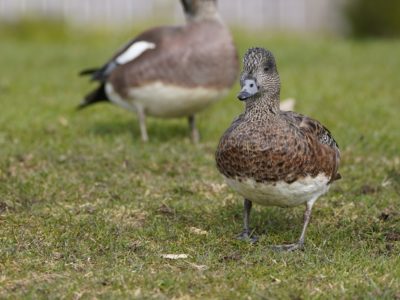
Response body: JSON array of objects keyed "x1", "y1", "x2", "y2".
[
  {"x1": 237, "y1": 230, "x2": 258, "y2": 244},
  {"x1": 237, "y1": 199, "x2": 258, "y2": 243},
  {"x1": 271, "y1": 200, "x2": 314, "y2": 252},
  {"x1": 272, "y1": 242, "x2": 304, "y2": 252}
]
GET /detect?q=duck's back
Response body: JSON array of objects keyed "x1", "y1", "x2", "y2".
[{"x1": 109, "y1": 20, "x2": 238, "y2": 94}]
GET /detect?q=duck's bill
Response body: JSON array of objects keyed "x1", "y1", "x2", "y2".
[
  {"x1": 237, "y1": 90, "x2": 253, "y2": 101},
  {"x1": 237, "y1": 79, "x2": 258, "y2": 101}
]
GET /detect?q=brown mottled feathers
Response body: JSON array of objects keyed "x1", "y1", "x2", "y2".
[{"x1": 216, "y1": 110, "x2": 340, "y2": 184}]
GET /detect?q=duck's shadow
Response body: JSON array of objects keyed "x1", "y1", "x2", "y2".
[
  {"x1": 169, "y1": 201, "x2": 307, "y2": 244},
  {"x1": 215, "y1": 204, "x2": 305, "y2": 239},
  {"x1": 88, "y1": 118, "x2": 190, "y2": 143}
]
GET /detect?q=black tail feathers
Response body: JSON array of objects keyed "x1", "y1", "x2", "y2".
[
  {"x1": 334, "y1": 173, "x2": 342, "y2": 181},
  {"x1": 79, "y1": 68, "x2": 99, "y2": 76},
  {"x1": 77, "y1": 84, "x2": 109, "y2": 110}
]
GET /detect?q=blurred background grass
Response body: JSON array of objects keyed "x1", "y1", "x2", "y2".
[
  {"x1": 345, "y1": 0, "x2": 400, "y2": 38},
  {"x1": 0, "y1": 1, "x2": 400, "y2": 299}
]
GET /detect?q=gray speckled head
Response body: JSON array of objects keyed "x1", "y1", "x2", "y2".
[
  {"x1": 238, "y1": 47, "x2": 280, "y2": 102},
  {"x1": 243, "y1": 48, "x2": 276, "y2": 72}
]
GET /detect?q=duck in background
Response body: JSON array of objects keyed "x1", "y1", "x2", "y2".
[
  {"x1": 78, "y1": 0, "x2": 238, "y2": 143},
  {"x1": 216, "y1": 47, "x2": 340, "y2": 251}
]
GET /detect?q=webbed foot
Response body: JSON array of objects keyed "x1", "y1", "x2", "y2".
[
  {"x1": 237, "y1": 230, "x2": 258, "y2": 244},
  {"x1": 272, "y1": 242, "x2": 304, "y2": 252}
]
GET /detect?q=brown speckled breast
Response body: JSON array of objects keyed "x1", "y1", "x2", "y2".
[{"x1": 216, "y1": 111, "x2": 340, "y2": 184}]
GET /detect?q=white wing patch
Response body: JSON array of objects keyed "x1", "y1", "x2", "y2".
[{"x1": 115, "y1": 41, "x2": 156, "y2": 65}]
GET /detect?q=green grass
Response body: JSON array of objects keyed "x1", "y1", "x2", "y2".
[{"x1": 1, "y1": 20, "x2": 400, "y2": 299}]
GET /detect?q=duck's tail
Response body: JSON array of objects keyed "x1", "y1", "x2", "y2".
[{"x1": 77, "y1": 84, "x2": 109, "y2": 110}]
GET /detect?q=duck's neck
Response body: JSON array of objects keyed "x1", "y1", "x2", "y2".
[
  {"x1": 186, "y1": 3, "x2": 221, "y2": 23},
  {"x1": 244, "y1": 95, "x2": 280, "y2": 120}
]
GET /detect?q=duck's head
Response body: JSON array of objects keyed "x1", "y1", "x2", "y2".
[
  {"x1": 181, "y1": 0, "x2": 218, "y2": 21},
  {"x1": 238, "y1": 47, "x2": 280, "y2": 101}
]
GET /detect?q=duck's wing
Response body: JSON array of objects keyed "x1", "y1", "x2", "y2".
[
  {"x1": 282, "y1": 111, "x2": 339, "y2": 148},
  {"x1": 282, "y1": 111, "x2": 341, "y2": 182},
  {"x1": 79, "y1": 26, "x2": 174, "y2": 82}
]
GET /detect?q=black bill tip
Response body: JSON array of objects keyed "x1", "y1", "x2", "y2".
[{"x1": 237, "y1": 91, "x2": 252, "y2": 101}]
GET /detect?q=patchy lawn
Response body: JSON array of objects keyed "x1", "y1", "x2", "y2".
[{"x1": 0, "y1": 21, "x2": 399, "y2": 299}]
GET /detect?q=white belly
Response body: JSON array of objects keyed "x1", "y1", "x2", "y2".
[
  {"x1": 224, "y1": 174, "x2": 330, "y2": 207},
  {"x1": 105, "y1": 82, "x2": 229, "y2": 118}
]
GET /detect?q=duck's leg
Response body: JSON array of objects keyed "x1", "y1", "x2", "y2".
[
  {"x1": 134, "y1": 104, "x2": 149, "y2": 142},
  {"x1": 237, "y1": 199, "x2": 258, "y2": 243},
  {"x1": 273, "y1": 199, "x2": 315, "y2": 252},
  {"x1": 188, "y1": 115, "x2": 200, "y2": 143}
]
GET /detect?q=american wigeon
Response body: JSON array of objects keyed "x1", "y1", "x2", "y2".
[
  {"x1": 79, "y1": 0, "x2": 238, "y2": 142},
  {"x1": 216, "y1": 48, "x2": 341, "y2": 251}
]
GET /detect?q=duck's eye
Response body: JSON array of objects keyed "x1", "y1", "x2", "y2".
[{"x1": 264, "y1": 66, "x2": 270, "y2": 72}]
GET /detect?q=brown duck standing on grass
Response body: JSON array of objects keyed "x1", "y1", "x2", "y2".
[
  {"x1": 216, "y1": 48, "x2": 341, "y2": 251},
  {"x1": 78, "y1": 0, "x2": 238, "y2": 143}
]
